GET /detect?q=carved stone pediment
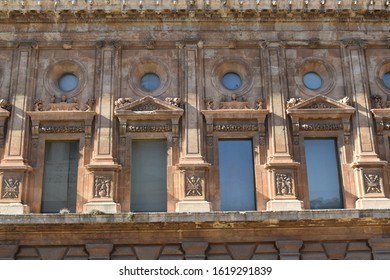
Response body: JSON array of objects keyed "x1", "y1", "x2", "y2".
[
  {"x1": 287, "y1": 95, "x2": 355, "y2": 120},
  {"x1": 115, "y1": 96, "x2": 184, "y2": 135}
]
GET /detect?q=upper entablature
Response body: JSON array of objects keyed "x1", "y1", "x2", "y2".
[{"x1": 0, "y1": 0, "x2": 389, "y2": 19}]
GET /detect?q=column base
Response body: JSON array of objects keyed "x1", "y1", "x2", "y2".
[
  {"x1": 0, "y1": 203, "x2": 29, "y2": 214},
  {"x1": 83, "y1": 202, "x2": 121, "y2": 214},
  {"x1": 266, "y1": 199, "x2": 303, "y2": 211},
  {"x1": 176, "y1": 201, "x2": 212, "y2": 212},
  {"x1": 355, "y1": 198, "x2": 390, "y2": 209}
]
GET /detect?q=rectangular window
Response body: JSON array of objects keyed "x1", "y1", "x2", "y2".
[
  {"x1": 218, "y1": 139, "x2": 256, "y2": 211},
  {"x1": 131, "y1": 139, "x2": 167, "y2": 212},
  {"x1": 41, "y1": 141, "x2": 79, "y2": 213},
  {"x1": 304, "y1": 139, "x2": 343, "y2": 209}
]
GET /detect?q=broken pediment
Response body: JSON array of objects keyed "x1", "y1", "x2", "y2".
[
  {"x1": 114, "y1": 96, "x2": 184, "y2": 136},
  {"x1": 115, "y1": 96, "x2": 182, "y2": 113},
  {"x1": 287, "y1": 95, "x2": 355, "y2": 120}
]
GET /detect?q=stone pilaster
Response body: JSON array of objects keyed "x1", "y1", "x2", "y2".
[
  {"x1": 341, "y1": 40, "x2": 390, "y2": 209},
  {"x1": 85, "y1": 41, "x2": 121, "y2": 214},
  {"x1": 0, "y1": 42, "x2": 35, "y2": 214},
  {"x1": 176, "y1": 40, "x2": 211, "y2": 212},
  {"x1": 263, "y1": 42, "x2": 302, "y2": 211}
]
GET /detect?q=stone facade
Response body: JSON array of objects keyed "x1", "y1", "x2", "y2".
[{"x1": 1, "y1": 1, "x2": 390, "y2": 259}]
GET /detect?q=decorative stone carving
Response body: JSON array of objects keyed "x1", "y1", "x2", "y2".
[
  {"x1": 286, "y1": 97, "x2": 303, "y2": 109},
  {"x1": 338, "y1": 96, "x2": 351, "y2": 106},
  {"x1": 39, "y1": 125, "x2": 85, "y2": 133},
  {"x1": 185, "y1": 175, "x2": 203, "y2": 197},
  {"x1": 371, "y1": 95, "x2": 383, "y2": 109},
  {"x1": 256, "y1": 98, "x2": 265, "y2": 109},
  {"x1": 114, "y1": 97, "x2": 133, "y2": 109},
  {"x1": 275, "y1": 174, "x2": 293, "y2": 196},
  {"x1": 164, "y1": 97, "x2": 182, "y2": 107},
  {"x1": 219, "y1": 101, "x2": 250, "y2": 110},
  {"x1": 82, "y1": 99, "x2": 95, "y2": 112},
  {"x1": 127, "y1": 124, "x2": 171, "y2": 133},
  {"x1": 1, "y1": 177, "x2": 21, "y2": 199},
  {"x1": 34, "y1": 99, "x2": 44, "y2": 111},
  {"x1": 307, "y1": 102, "x2": 336, "y2": 109},
  {"x1": 363, "y1": 173, "x2": 382, "y2": 194},
  {"x1": 93, "y1": 176, "x2": 112, "y2": 198},
  {"x1": 0, "y1": 99, "x2": 11, "y2": 111},
  {"x1": 384, "y1": 123, "x2": 390, "y2": 130},
  {"x1": 300, "y1": 122, "x2": 343, "y2": 131},
  {"x1": 213, "y1": 123, "x2": 258, "y2": 132},
  {"x1": 132, "y1": 103, "x2": 160, "y2": 111}
]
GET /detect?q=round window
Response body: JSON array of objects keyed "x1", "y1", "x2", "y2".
[
  {"x1": 382, "y1": 72, "x2": 390, "y2": 89},
  {"x1": 140, "y1": 73, "x2": 160, "y2": 92},
  {"x1": 303, "y1": 72, "x2": 323, "y2": 90},
  {"x1": 222, "y1": 72, "x2": 242, "y2": 91},
  {"x1": 58, "y1": 73, "x2": 79, "y2": 92}
]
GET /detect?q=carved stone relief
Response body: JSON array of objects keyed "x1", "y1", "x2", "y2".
[
  {"x1": 39, "y1": 125, "x2": 85, "y2": 134},
  {"x1": 300, "y1": 122, "x2": 343, "y2": 131},
  {"x1": 114, "y1": 97, "x2": 134, "y2": 110},
  {"x1": 33, "y1": 98, "x2": 94, "y2": 112},
  {"x1": 93, "y1": 176, "x2": 112, "y2": 198},
  {"x1": 185, "y1": 175, "x2": 203, "y2": 197},
  {"x1": 213, "y1": 122, "x2": 258, "y2": 132},
  {"x1": 132, "y1": 103, "x2": 160, "y2": 111},
  {"x1": 127, "y1": 124, "x2": 171, "y2": 133},
  {"x1": 363, "y1": 173, "x2": 382, "y2": 194},
  {"x1": 275, "y1": 173, "x2": 293, "y2": 196},
  {"x1": 1, "y1": 177, "x2": 21, "y2": 199},
  {"x1": 164, "y1": 97, "x2": 182, "y2": 108}
]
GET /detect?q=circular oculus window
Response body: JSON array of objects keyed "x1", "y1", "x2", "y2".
[
  {"x1": 303, "y1": 72, "x2": 323, "y2": 90},
  {"x1": 222, "y1": 72, "x2": 242, "y2": 91},
  {"x1": 140, "y1": 73, "x2": 161, "y2": 92},
  {"x1": 58, "y1": 73, "x2": 79, "y2": 92},
  {"x1": 382, "y1": 72, "x2": 390, "y2": 90}
]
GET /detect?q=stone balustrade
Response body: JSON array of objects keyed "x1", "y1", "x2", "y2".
[{"x1": 0, "y1": 0, "x2": 389, "y2": 13}]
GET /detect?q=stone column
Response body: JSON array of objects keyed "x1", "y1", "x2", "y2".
[
  {"x1": 263, "y1": 42, "x2": 302, "y2": 211},
  {"x1": 84, "y1": 41, "x2": 121, "y2": 214},
  {"x1": 176, "y1": 40, "x2": 212, "y2": 212},
  {"x1": 341, "y1": 39, "x2": 390, "y2": 209},
  {"x1": 0, "y1": 42, "x2": 35, "y2": 214}
]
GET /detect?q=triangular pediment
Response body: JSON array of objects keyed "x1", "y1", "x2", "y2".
[
  {"x1": 115, "y1": 96, "x2": 182, "y2": 113},
  {"x1": 287, "y1": 95, "x2": 354, "y2": 111}
]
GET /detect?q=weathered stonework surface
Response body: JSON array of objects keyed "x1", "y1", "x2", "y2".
[{"x1": 0, "y1": 210, "x2": 390, "y2": 259}]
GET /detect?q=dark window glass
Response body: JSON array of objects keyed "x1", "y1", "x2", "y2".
[
  {"x1": 41, "y1": 141, "x2": 79, "y2": 213},
  {"x1": 58, "y1": 73, "x2": 78, "y2": 92},
  {"x1": 303, "y1": 72, "x2": 322, "y2": 90},
  {"x1": 218, "y1": 139, "x2": 256, "y2": 211},
  {"x1": 131, "y1": 139, "x2": 167, "y2": 212},
  {"x1": 383, "y1": 72, "x2": 390, "y2": 89},
  {"x1": 140, "y1": 73, "x2": 160, "y2": 92},
  {"x1": 222, "y1": 72, "x2": 242, "y2": 91},
  {"x1": 304, "y1": 139, "x2": 343, "y2": 209}
]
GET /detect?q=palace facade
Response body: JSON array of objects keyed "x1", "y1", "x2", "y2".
[{"x1": 1, "y1": 0, "x2": 390, "y2": 260}]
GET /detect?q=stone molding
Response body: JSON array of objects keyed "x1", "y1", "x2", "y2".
[{"x1": 0, "y1": 0, "x2": 388, "y2": 16}]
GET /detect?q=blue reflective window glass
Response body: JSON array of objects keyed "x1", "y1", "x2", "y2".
[
  {"x1": 140, "y1": 73, "x2": 160, "y2": 92},
  {"x1": 222, "y1": 72, "x2": 242, "y2": 91},
  {"x1": 304, "y1": 139, "x2": 343, "y2": 209},
  {"x1": 303, "y1": 72, "x2": 322, "y2": 90},
  {"x1": 383, "y1": 72, "x2": 390, "y2": 89},
  {"x1": 218, "y1": 139, "x2": 256, "y2": 211},
  {"x1": 58, "y1": 73, "x2": 78, "y2": 92},
  {"x1": 131, "y1": 140, "x2": 167, "y2": 212}
]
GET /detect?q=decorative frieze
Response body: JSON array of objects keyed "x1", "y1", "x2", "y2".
[
  {"x1": 127, "y1": 124, "x2": 171, "y2": 133},
  {"x1": 213, "y1": 122, "x2": 258, "y2": 132},
  {"x1": 363, "y1": 173, "x2": 382, "y2": 194},
  {"x1": 300, "y1": 122, "x2": 343, "y2": 131},
  {"x1": 275, "y1": 173, "x2": 293, "y2": 196},
  {"x1": 185, "y1": 175, "x2": 203, "y2": 197},
  {"x1": 1, "y1": 177, "x2": 21, "y2": 199},
  {"x1": 39, "y1": 125, "x2": 85, "y2": 134},
  {"x1": 93, "y1": 176, "x2": 112, "y2": 198},
  {"x1": 132, "y1": 103, "x2": 160, "y2": 112},
  {"x1": 33, "y1": 99, "x2": 95, "y2": 112}
]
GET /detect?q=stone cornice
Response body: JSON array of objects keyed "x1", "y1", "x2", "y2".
[{"x1": 1, "y1": 0, "x2": 390, "y2": 21}]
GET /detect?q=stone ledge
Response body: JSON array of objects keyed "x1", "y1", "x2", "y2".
[{"x1": 0, "y1": 209, "x2": 390, "y2": 225}]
